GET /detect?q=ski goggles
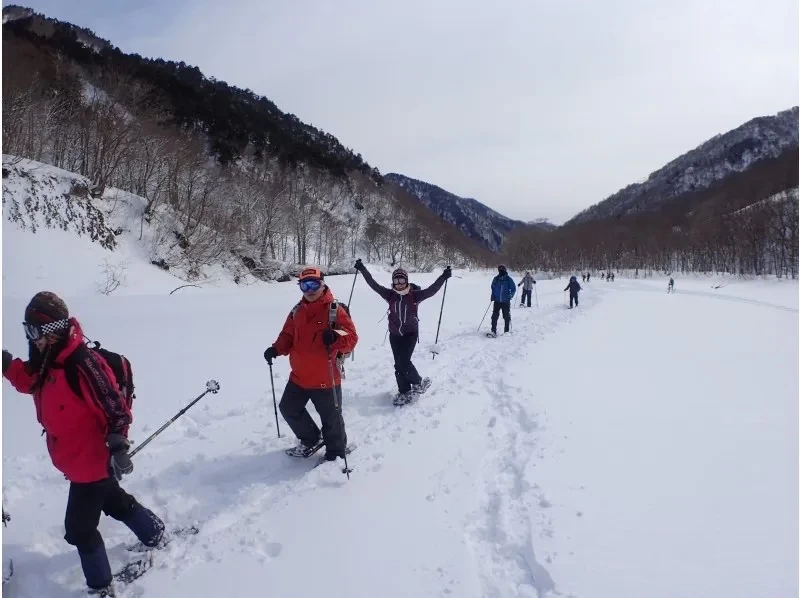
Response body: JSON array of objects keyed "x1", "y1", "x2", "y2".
[
  {"x1": 298, "y1": 278, "x2": 322, "y2": 293},
  {"x1": 23, "y1": 319, "x2": 69, "y2": 341},
  {"x1": 392, "y1": 275, "x2": 408, "y2": 286}
]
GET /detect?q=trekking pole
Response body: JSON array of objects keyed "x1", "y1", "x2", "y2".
[
  {"x1": 477, "y1": 301, "x2": 491, "y2": 331},
  {"x1": 326, "y1": 353, "x2": 351, "y2": 478},
  {"x1": 348, "y1": 270, "x2": 359, "y2": 361},
  {"x1": 347, "y1": 270, "x2": 359, "y2": 306},
  {"x1": 432, "y1": 275, "x2": 448, "y2": 360},
  {"x1": 268, "y1": 363, "x2": 281, "y2": 438},
  {"x1": 534, "y1": 284, "x2": 539, "y2": 307},
  {"x1": 129, "y1": 380, "x2": 220, "y2": 459}
]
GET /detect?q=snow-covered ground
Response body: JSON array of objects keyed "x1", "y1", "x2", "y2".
[{"x1": 2, "y1": 219, "x2": 798, "y2": 597}]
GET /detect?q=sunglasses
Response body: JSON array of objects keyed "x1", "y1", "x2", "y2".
[
  {"x1": 23, "y1": 319, "x2": 69, "y2": 341},
  {"x1": 299, "y1": 279, "x2": 322, "y2": 293}
]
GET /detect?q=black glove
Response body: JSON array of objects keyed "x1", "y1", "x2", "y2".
[
  {"x1": 2, "y1": 350, "x2": 12, "y2": 375},
  {"x1": 354, "y1": 259, "x2": 365, "y2": 272},
  {"x1": 442, "y1": 266, "x2": 452, "y2": 280},
  {"x1": 107, "y1": 433, "x2": 133, "y2": 481},
  {"x1": 533, "y1": 280, "x2": 537, "y2": 284},
  {"x1": 322, "y1": 329, "x2": 337, "y2": 347},
  {"x1": 264, "y1": 346, "x2": 277, "y2": 365}
]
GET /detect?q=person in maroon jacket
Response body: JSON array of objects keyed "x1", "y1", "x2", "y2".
[
  {"x1": 355, "y1": 260, "x2": 451, "y2": 400},
  {"x1": 2, "y1": 292, "x2": 164, "y2": 597}
]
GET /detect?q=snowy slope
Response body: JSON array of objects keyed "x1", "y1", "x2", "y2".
[
  {"x1": 386, "y1": 173, "x2": 529, "y2": 252},
  {"x1": 2, "y1": 218, "x2": 798, "y2": 597},
  {"x1": 569, "y1": 106, "x2": 799, "y2": 224}
]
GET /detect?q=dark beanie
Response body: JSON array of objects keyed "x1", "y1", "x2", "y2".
[{"x1": 25, "y1": 292, "x2": 69, "y2": 325}]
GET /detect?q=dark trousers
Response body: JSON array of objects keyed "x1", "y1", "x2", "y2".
[
  {"x1": 280, "y1": 381, "x2": 347, "y2": 457},
  {"x1": 520, "y1": 289, "x2": 532, "y2": 307},
  {"x1": 65, "y1": 478, "x2": 138, "y2": 552},
  {"x1": 491, "y1": 301, "x2": 511, "y2": 332},
  {"x1": 389, "y1": 333, "x2": 422, "y2": 394},
  {"x1": 570, "y1": 292, "x2": 579, "y2": 307},
  {"x1": 65, "y1": 477, "x2": 164, "y2": 589}
]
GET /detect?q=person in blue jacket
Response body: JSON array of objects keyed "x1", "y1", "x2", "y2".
[
  {"x1": 489, "y1": 265, "x2": 516, "y2": 335},
  {"x1": 564, "y1": 275, "x2": 582, "y2": 308}
]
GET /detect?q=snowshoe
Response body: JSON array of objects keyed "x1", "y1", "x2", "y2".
[
  {"x1": 126, "y1": 525, "x2": 199, "y2": 553},
  {"x1": 113, "y1": 553, "x2": 153, "y2": 585},
  {"x1": 285, "y1": 440, "x2": 325, "y2": 458},
  {"x1": 115, "y1": 526, "x2": 199, "y2": 586},
  {"x1": 393, "y1": 377, "x2": 431, "y2": 406},
  {"x1": 485, "y1": 331, "x2": 497, "y2": 338}
]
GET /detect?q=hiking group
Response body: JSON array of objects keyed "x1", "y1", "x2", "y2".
[{"x1": 2, "y1": 263, "x2": 601, "y2": 596}]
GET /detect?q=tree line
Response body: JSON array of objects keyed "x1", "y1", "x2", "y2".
[
  {"x1": 503, "y1": 149, "x2": 799, "y2": 279},
  {"x1": 3, "y1": 28, "x2": 493, "y2": 278}
]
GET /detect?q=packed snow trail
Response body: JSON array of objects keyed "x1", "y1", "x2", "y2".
[{"x1": 3, "y1": 262, "x2": 797, "y2": 597}]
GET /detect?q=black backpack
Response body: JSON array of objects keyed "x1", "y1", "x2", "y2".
[{"x1": 64, "y1": 341, "x2": 135, "y2": 410}]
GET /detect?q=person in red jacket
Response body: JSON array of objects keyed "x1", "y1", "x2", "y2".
[
  {"x1": 263, "y1": 268, "x2": 358, "y2": 461},
  {"x1": 2, "y1": 292, "x2": 164, "y2": 597}
]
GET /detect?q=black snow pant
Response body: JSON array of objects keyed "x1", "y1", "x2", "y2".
[
  {"x1": 389, "y1": 332, "x2": 422, "y2": 394},
  {"x1": 491, "y1": 301, "x2": 511, "y2": 332},
  {"x1": 570, "y1": 292, "x2": 579, "y2": 308},
  {"x1": 520, "y1": 289, "x2": 532, "y2": 307},
  {"x1": 280, "y1": 380, "x2": 347, "y2": 457},
  {"x1": 65, "y1": 477, "x2": 164, "y2": 589}
]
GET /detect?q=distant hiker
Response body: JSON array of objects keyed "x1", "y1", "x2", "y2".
[
  {"x1": 264, "y1": 267, "x2": 358, "y2": 461},
  {"x1": 517, "y1": 271, "x2": 536, "y2": 307},
  {"x1": 355, "y1": 260, "x2": 450, "y2": 402},
  {"x1": 582, "y1": 273, "x2": 586, "y2": 282},
  {"x1": 601, "y1": 272, "x2": 605, "y2": 280},
  {"x1": 2, "y1": 292, "x2": 165, "y2": 597},
  {"x1": 587, "y1": 272, "x2": 591, "y2": 282},
  {"x1": 489, "y1": 265, "x2": 516, "y2": 335},
  {"x1": 667, "y1": 278, "x2": 675, "y2": 293},
  {"x1": 564, "y1": 276, "x2": 582, "y2": 308}
]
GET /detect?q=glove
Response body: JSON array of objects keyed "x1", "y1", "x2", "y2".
[
  {"x1": 354, "y1": 259, "x2": 365, "y2": 272},
  {"x1": 263, "y1": 346, "x2": 277, "y2": 365},
  {"x1": 442, "y1": 266, "x2": 452, "y2": 280},
  {"x1": 107, "y1": 433, "x2": 133, "y2": 481},
  {"x1": 322, "y1": 329, "x2": 337, "y2": 347},
  {"x1": 2, "y1": 350, "x2": 12, "y2": 375},
  {"x1": 533, "y1": 280, "x2": 536, "y2": 284}
]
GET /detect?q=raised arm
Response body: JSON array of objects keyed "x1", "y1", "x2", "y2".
[
  {"x1": 414, "y1": 267, "x2": 451, "y2": 302},
  {"x1": 355, "y1": 260, "x2": 394, "y2": 301}
]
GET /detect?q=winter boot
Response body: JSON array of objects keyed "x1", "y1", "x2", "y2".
[
  {"x1": 87, "y1": 583, "x2": 116, "y2": 597},
  {"x1": 78, "y1": 544, "x2": 112, "y2": 595},
  {"x1": 123, "y1": 503, "x2": 165, "y2": 549}
]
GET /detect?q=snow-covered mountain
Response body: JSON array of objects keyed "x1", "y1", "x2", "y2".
[
  {"x1": 1, "y1": 5, "x2": 32, "y2": 24},
  {"x1": 568, "y1": 107, "x2": 799, "y2": 224},
  {"x1": 385, "y1": 173, "x2": 536, "y2": 252}
]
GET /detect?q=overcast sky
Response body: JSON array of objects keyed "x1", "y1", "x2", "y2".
[{"x1": 8, "y1": 0, "x2": 799, "y2": 223}]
